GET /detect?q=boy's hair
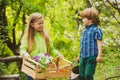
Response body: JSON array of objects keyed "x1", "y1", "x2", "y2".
[{"x1": 81, "y1": 7, "x2": 100, "y2": 25}]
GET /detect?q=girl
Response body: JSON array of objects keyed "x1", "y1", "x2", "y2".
[{"x1": 20, "y1": 13, "x2": 63, "y2": 80}]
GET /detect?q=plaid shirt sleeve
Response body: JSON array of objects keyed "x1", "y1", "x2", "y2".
[{"x1": 95, "y1": 28, "x2": 103, "y2": 41}]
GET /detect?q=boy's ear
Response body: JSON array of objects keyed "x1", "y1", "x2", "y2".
[{"x1": 90, "y1": 20, "x2": 93, "y2": 23}]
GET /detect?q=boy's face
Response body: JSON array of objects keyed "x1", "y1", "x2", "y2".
[{"x1": 82, "y1": 17, "x2": 92, "y2": 26}]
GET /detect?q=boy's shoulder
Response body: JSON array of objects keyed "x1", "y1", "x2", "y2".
[
  {"x1": 91, "y1": 25, "x2": 102, "y2": 31},
  {"x1": 89, "y1": 25, "x2": 102, "y2": 34}
]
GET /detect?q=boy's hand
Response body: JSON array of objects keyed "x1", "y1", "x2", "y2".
[
  {"x1": 76, "y1": 56, "x2": 80, "y2": 62},
  {"x1": 96, "y1": 55, "x2": 102, "y2": 62}
]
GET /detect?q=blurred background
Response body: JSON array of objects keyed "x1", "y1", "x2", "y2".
[{"x1": 0, "y1": 0, "x2": 120, "y2": 80}]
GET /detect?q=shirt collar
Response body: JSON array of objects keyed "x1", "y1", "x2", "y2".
[{"x1": 85, "y1": 24, "x2": 95, "y2": 29}]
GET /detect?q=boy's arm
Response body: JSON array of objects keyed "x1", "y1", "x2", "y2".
[
  {"x1": 96, "y1": 40, "x2": 102, "y2": 62},
  {"x1": 77, "y1": 55, "x2": 80, "y2": 62}
]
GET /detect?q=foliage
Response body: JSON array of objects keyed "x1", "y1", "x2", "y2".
[
  {"x1": 0, "y1": 41, "x2": 13, "y2": 57},
  {"x1": 0, "y1": 62, "x2": 18, "y2": 75}
]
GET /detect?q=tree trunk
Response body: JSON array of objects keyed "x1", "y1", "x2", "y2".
[
  {"x1": 0, "y1": 0, "x2": 23, "y2": 55},
  {"x1": 0, "y1": 0, "x2": 23, "y2": 71}
]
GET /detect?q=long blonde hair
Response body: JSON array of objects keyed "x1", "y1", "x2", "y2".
[{"x1": 24, "y1": 13, "x2": 50, "y2": 53}]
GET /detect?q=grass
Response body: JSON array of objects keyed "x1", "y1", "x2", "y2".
[{"x1": 94, "y1": 53, "x2": 120, "y2": 80}]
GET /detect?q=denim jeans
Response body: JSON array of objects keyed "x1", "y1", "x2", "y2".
[
  {"x1": 26, "y1": 75, "x2": 46, "y2": 80},
  {"x1": 26, "y1": 75, "x2": 34, "y2": 80}
]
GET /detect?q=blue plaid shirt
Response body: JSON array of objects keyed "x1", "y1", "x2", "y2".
[{"x1": 80, "y1": 24, "x2": 103, "y2": 58}]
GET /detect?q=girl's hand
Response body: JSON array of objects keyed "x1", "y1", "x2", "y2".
[
  {"x1": 58, "y1": 53, "x2": 64, "y2": 59},
  {"x1": 96, "y1": 55, "x2": 102, "y2": 62},
  {"x1": 23, "y1": 52, "x2": 30, "y2": 59}
]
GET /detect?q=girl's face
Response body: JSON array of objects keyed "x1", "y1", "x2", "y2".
[
  {"x1": 32, "y1": 18, "x2": 44, "y2": 32},
  {"x1": 82, "y1": 17, "x2": 92, "y2": 26}
]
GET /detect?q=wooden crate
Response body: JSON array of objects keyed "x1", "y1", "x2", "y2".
[{"x1": 21, "y1": 58, "x2": 72, "y2": 79}]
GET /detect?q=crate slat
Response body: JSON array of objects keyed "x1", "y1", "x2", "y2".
[
  {"x1": 21, "y1": 58, "x2": 72, "y2": 79},
  {"x1": 23, "y1": 60, "x2": 36, "y2": 70}
]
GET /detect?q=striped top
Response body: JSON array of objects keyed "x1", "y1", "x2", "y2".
[{"x1": 80, "y1": 24, "x2": 103, "y2": 58}]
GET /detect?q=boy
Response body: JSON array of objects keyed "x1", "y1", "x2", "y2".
[{"x1": 78, "y1": 7, "x2": 103, "y2": 80}]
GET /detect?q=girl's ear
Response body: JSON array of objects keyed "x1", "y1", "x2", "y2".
[{"x1": 31, "y1": 23, "x2": 34, "y2": 27}]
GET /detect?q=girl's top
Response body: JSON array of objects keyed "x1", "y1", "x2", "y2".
[
  {"x1": 80, "y1": 24, "x2": 103, "y2": 58},
  {"x1": 20, "y1": 32, "x2": 58, "y2": 58}
]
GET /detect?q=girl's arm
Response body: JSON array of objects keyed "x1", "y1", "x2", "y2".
[{"x1": 20, "y1": 35, "x2": 30, "y2": 58}]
